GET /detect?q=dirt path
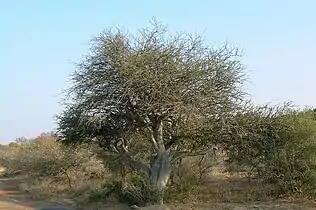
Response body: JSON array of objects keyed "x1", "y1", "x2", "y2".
[
  {"x1": 0, "y1": 175, "x2": 74, "y2": 210},
  {"x1": 0, "y1": 170, "x2": 127, "y2": 210}
]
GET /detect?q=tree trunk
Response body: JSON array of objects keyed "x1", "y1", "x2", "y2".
[
  {"x1": 149, "y1": 149, "x2": 171, "y2": 204},
  {"x1": 148, "y1": 115, "x2": 171, "y2": 204}
]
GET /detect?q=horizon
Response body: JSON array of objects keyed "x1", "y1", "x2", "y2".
[{"x1": 1, "y1": 0, "x2": 316, "y2": 143}]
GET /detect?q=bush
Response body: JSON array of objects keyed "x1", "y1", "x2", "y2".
[
  {"x1": 225, "y1": 106, "x2": 316, "y2": 195},
  {"x1": 88, "y1": 172, "x2": 158, "y2": 206},
  {"x1": 258, "y1": 110, "x2": 316, "y2": 194},
  {"x1": 1, "y1": 133, "x2": 108, "y2": 198},
  {"x1": 1, "y1": 132, "x2": 216, "y2": 204}
]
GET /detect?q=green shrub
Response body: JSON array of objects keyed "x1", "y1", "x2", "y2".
[
  {"x1": 88, "y1": 172, "x2": 158, "y2": 206},
  {"x1": 226, "y1": 107, "x2": 316, "y2": 195},
  {"x1": 257, "y1": 110, "x2": 316, "y2": 194}
]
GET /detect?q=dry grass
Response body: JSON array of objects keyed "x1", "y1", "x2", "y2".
[
  {"x1": 1, "y1": 167, "x2": 316, "y2": 210},
  {"x1": 2, "y1": 136, "x2": 316, "y2": 209},
  {"x1": 165, "y1": 168, "x2": 316, "y2": 210}
]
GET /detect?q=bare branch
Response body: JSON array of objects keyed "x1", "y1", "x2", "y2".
[
  {"x1": 171, "y1": 146, "x2": 218, "y2": 164},
  {"x1": 57, "y1": 19, "x2": 248, "y2": 184}
]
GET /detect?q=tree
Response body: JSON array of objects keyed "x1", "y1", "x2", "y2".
[
  {"x1": 56, "y1": 19, "x2": 247, "y2": 204},
  {"x1": 15, "y1": 137, "x2": 28, "y2": 145}
]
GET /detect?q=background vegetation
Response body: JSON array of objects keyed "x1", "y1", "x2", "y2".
[
  {"x1": 2, "y1": 20, "x2": 316, "y2": 208},
  {"x1": 2, "y1": 107, "x2": 316, "y2": 208}
]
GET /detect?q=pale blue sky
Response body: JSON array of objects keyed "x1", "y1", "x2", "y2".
[{"x1": 0, "y1": 0, "x2": 315, "y2": 142}]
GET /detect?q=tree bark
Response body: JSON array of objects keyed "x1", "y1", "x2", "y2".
[
  {"x1": 152, "y1": 116, "x2": 165, "y2": 150},
  {"x1": 148, "y1": 115, "x2": 171, "y2": 204},
  {"x1": 149, "y1": 149, "x2": 171, "y2": 204}
]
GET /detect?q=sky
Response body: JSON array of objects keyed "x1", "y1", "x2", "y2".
[{"x1": 0, "y1": 0, "x2": 315, "y2": 143}]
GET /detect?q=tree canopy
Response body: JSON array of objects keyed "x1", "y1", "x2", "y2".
[{"x1": 56, "y1": 20, "x2": 247, "y2": 204}]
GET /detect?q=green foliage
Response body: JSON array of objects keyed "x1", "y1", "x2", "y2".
[
  {"x1": 164, "y1": 154, "x2": 218, "y2": 203},
  {"x1": 55, "y1": 19, "x2": 248, "y2": 205},
  {"x1": 88, "y1": 172, "x2": 159, "y2": 206},
  {"x1": 114, "y1": 172, "x2": 159, "y2": 206},
  {"x1": 225, "y1": 106, "x2": 316, "y2": 195},
  {"x1": 56, "y1": 18, "x2": 246, "y2": 172},
  {"x1": 259, "y1": 110, "x2": 316, "y2": 194},
  {"x1": 7, "y1": 18, "x2": 316, "y2": 205}
]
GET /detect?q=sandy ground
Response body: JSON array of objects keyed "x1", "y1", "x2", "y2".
[
  {"x1": 0, "y1": 166, "x2": 316, "y2": 209},
  {"x1": 0, "y1": 178, "x2": 73, "y2": 209},
  {"x1": 0, "y1": 167, "x2": 73, "y2": 210}
]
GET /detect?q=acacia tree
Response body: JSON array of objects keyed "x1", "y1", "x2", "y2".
[{"x1": 57, "y1": 20, "x2": 246, "y2": 204}]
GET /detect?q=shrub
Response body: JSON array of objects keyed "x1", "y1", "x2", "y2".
[
  {"x1": 258, "y1": 110, "x2": 316, "y2": 194},
  {"x1": 3, "y1": 133, "x2": 106, "y2": 179},
  {"x1": 1, "y1": 133, "x2": 108, "y2": 198},
  {"x1": 225, "y1": 106, "x2": 316, "y2": 195},
  {"x1": 88, "y1": 172, "x2": 158, "y2": 206}
]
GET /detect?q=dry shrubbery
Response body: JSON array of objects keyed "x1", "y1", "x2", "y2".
[
  {"x1": 3, "y1": 109, "x2": 316, "y2": 207},
  {"x1": 3, "y1": 20, "x2": 316, "y2": 209},
  {"x1": 1, "y1": 133, "x2": 109, "y2": 200},
  {"x1": 3, "y1": 107, "x2": 316, "y2": 206},
  {"x1": 0, "y1": 132, "x2": 221, "y2": 206}
]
